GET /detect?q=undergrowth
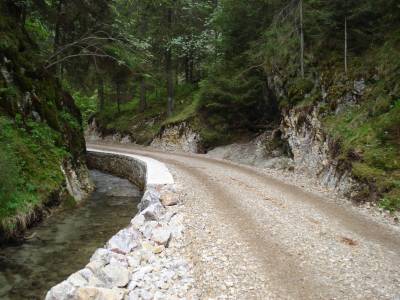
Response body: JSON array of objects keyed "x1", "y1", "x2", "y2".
[{"x1": 0, "y1": 115, "x2": 67, "y2": 236}]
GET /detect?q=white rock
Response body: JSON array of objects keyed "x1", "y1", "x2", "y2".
[
  {"x1": 79, "y1": 268, "x2": 94, "y2": 281},
  {"x1": 152, "y1": 227, "x2": 171, "y2": 245},
  {"x1": 131, "y1": 214, "x2": 145, "y2": 229},
  {"x1": 138, "y1": 189, "x2": 161, "y2": 211},
  {"x1": 141, "y1": 203, "x2": 165, "y2": 221},
  {"x1": 139, "y1": 289, "x2": 153, "y2": 300},
  {"x1": 141, "y1": 221, "x2": 158, "y2": 239},
  {"x1": 99, "y1": 264, "x2": 130, "y2": 288},
  {"x1": 127, "y1": 279, "x2": 138, "y2": 290},
  {"x1": 87, "y1": 260, "x2": 105, "y2": 273},
  {"x1": 160, "y1": 191, "x2": 179, "y2": 206},
  {"x1": 74, "y1": 287, "x2": 125, "y2": 300},
  {"x1": 45, "y1": 281, "x2": 75, "y2": 300},
  {"x1": 88, "y1": 275, "x2": 105, "y2": 287},
  {"x1": 127, "y1": 290, "x2": 140, "y2": 300},
  {"x1": 127, "y1": 254, "x2": 141, "y2": 268},
  {"x1": 154, "y1": 291, "x2": 167, "y2": 299},
  {"x1": 67, "y1": 272, "x2": 88, "y2": 287},
  {"x1": 107, "y1": 227, "x2": 139, "y2": 254}
]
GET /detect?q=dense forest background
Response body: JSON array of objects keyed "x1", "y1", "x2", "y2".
[{"x1": 0, "y1": 0, "x2": 399, "y2": 236}]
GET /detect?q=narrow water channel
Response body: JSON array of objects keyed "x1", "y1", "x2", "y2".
[{"x1": 0, "y1": 170, "x2": 141, "y2": 300}]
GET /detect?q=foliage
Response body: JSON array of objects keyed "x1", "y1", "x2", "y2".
[
  {"x1": 2, "y1": 0, "x2": 400, "y2": 213},
  {"x1": 0, "y1": 1, "x2": 87, "y2": 237},
  {"x1": 0, "y1": 116, "x2": 67, "y2": 232},
  {"x1": 73, "y1": 92, "x2": 97, "y2": 126}
]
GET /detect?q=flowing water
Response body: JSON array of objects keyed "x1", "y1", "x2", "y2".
[{"x1": 0, "y1": 170, "x2": 141, "y2": 300}]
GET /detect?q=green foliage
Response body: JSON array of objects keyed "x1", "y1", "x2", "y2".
[
  {"x1": 0, "y1": 116, "x2": 67, "y2": 231},
  {"x1": 72, "y1": 92, "x2": 97, "y2": 127},
  {"x1": 324, "y1": 61, "x2": 400, "y2": 209},
  {"x1": 287, "y1": 78, "x2": 315, "y2": 106}
]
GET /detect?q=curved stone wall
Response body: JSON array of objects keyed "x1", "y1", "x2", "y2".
[{"x1": 46, "y1": 149, "x2": 196, "y2": 300}]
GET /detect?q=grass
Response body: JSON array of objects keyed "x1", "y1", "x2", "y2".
[
  {"x1": 324, "y1": 93, "x2": 400, "y2": 210},
  {"x1": 0, "y1": 115, "x2": 67, "y2": 237}
]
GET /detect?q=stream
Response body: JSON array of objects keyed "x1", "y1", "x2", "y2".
[{"x1": 0, "y1": 170, "x2": 141, "y2": 300}]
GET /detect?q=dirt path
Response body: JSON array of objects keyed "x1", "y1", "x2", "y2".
[{"x1": 88, "y1": 143, "x2": 400, "y2": 300}]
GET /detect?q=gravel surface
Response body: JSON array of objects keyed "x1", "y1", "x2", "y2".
[{"x1": 89, "y1": 143, "x2": 400, "y2": 300}]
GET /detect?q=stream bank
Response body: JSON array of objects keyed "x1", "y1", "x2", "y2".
[
  {"x1": 46, "y1": 149, "x2": 197, "y2": 300},
  {"x1": 0, "y1": 170, "x2": 141, "y2": 300}
]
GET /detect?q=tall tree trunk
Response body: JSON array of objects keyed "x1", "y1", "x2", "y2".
[
  {"x1": 21, "y1": 6, "x2": 27, "y2": 27},
  {"x1": 139, "y1": 78, "x2": 147, "y2": 112},
  {"x1": 189, "y1": 52, "x2": 194, "y2": 83},
  {"x1": 344, "y1": 16, "x2": 348, "y2": 75},
  {"x1": 166, "y1": 6, "x2": 174, "y2": 117},
  {"x1": 116, "y1": 82, "x2": 121, "y2": 113},
  {"x1": 184, "y1": 55, "x2": 190, "y2": 83},
  {"x1": 299, "y1": 0, "x2": 305, "y2": 78},
  {"x1": 175, "y1": 61, "x2": 179, "y2": 87},
  {"x1": 166, "y1": 48, "x2": 174, "y2": 117},
  {"x1": 98, "y1": 78, "x2": 105, "y2": 111},
  {"x1": 54, "y1": 0, "x2": 64, "y2": 78}
]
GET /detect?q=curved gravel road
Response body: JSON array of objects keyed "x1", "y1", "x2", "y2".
[{"x1": 88, "y1": 143, "x2": 400, "y2": 300}]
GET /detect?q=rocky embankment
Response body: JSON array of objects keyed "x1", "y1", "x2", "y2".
[
  {"x1": 150, "y1": 123, "x2": 202, "y2": 153},
  {"x1": 85, "y1": 119, "x2": 202, "y2": 154},
  {"x1": 281, "y1": 106, "x2": 362, "y2": 199},
  {"x1": 207, "y1": 130, "x2": 293, "y2": 170},
  {"x1": 46, "y1": 150, "x2": 197, "y2": 300}
]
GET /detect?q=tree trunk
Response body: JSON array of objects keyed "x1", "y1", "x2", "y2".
[
  {"x1": 184, "y1": 55, "x2": 190, "y2": 83},
  {"x1": 98, "y1": 78, "x2": 105, "y2": 111},
  {"x1": 299, "y1": 0, "x2": 305, "y2": 78},
  {"x1": 54, "y1": 0, "x2": 64, "y2": 78},
  {"x1": 166, "y1": 48, "x2": 174, "y2": 117},
  {"x1": 116, "y1": 82, "x2": 121, "y2": 113},
  {"x1": 166, "y1": 6, "x2": 174, "y2": 117},
  {"x1": 139, "y1": 78, "x2": 147, "y2": 112},
  {"x1": 344, "y1": 16, "x2": 348, "y2": 75},
  {"x1": 189, "y1": 52, "x2": 194, "y2": 83}
]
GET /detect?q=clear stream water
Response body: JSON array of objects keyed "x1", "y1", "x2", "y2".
[{"x1": 0, "y1": 170, "x2": 141, "y2": 300}]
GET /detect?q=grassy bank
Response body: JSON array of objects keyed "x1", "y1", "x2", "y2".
[
  {"x1": 0, "y1": 2, "x2": 88, "y2": 239},
  {"x1": 0, "y1": 116, "x2": 68, "y2": 238}
]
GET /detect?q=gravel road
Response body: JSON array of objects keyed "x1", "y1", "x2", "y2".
[{"x1": 88, "y1": 143, "x2": 400, "y2": 300}]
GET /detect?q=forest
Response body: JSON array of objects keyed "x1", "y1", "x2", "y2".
[{"x1": 0, "y1": 0, "x2": 399, "y2": 238}]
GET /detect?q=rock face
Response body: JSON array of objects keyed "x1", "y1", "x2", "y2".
[
  {"x1": 279, "y1": 80, "x2": 368, "y2": 199},
  {"x1": 85, "y1": 118, "x2": 133, "y2": 145},
  {"x1": 86, "y1": 117, "x2": 202, "y2": 154},
  {"x1": 207, "y1": 131, "x2": 294, "y2": 170},
  {"x1": 61, "y1": 159, "x2": 93, "y2": 203},
  {"x1": 281, "y1": 106, "x2": 359, "y2": 197},
  {"x1": 151, "y1": 122, "x2": 202, "y2": 153}
]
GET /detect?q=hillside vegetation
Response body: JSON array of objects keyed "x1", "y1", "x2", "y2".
[
  {"x1": 86, "y1": 1, "x2": 400, "y2": 209},
  {"x1": 0, "y1": 2, "x2": 88, "y2": 239},
  {"x1": 1, "y1": 0, "x2": 399, "y2": 214}
]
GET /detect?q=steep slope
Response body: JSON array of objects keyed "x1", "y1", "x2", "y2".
[{"x1": 0, "y1": 2, "x2": 92, "y2": 240}]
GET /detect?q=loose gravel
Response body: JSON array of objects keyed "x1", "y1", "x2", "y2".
[{"x1": 89, "y1": 143, "x2": 400, "y2": 300}]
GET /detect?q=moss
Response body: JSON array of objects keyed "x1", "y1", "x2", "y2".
[
  {"x1": 320, "y1": 45, "x2": 400, "y2": 209},
  {"x1": 0, "y1": 116, "x2": 67, "y2": 237},
  {"x1": 287, "y1": 78, "x2": 314, "y2": 105},
  {"x1": 0, "y1": 3, "x2": 87, "y2": 238},
  {"x1": 380, "y1": 192, "x2": 400, "y2": 213},
  {"x1": 352, "y1": 162, "x2": 386, "y2": 181},
  {"x1": 164, "y1": 96, "x2": 199, "y2": 126}
]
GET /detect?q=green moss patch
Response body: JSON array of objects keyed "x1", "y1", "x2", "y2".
[{"x1": 0, "y1": 116, "x2": 68, "y2": 236}]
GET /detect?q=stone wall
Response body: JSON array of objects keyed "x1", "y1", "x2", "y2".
[
  {"x1": 86, "y1": 152, "x2": 147, "y2": 190},
  {"x1": 46, "y1": 150, "x2": 196, "y2": 300}
]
